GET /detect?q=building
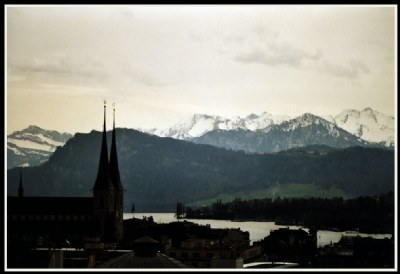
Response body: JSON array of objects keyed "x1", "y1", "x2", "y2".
[
  {"x1": 122, "y1": 218, "x2": 262, "y2": 268},
  {"x1": 96, "y1": 250, "x2": 188, "y2": 269},
  {"x1": 163, "y1": 223, "x2": 262, "y2": 268},
  {"x1": 96, "y1": 236, "x2": 188, "y2": 268},
  {"x1": 262, "y1": 228, "x2": 317, "y2": 265},
  {"x1": 7, "y1": 103, "x2": 125, "y2": 267},
  {"x1": 316, "y1": 235, "x2": 394, "y2": 268}
]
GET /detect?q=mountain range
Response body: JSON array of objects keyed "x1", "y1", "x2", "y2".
[
  {"x1": 142, "y1": 107, "x2": 394, "y2": 154},
  {"x1": 7, "y1": 128, "x2": 394, "y2": 212},
  {"x1": 6, "y1": 107, "x2": 394, "y2": 168},
  {"x1": 7, "y1": 126, "x2": 73, "y2": 169},
  {"x1": 192, "y1": 113, "x2": 370, "y2": 153}
]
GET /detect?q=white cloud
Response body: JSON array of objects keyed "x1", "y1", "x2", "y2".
[
  {"x1": 235, "y1": 41, "x2": 322, "y2": 67},
  {"x1": 321, "y1": 60, "x2": 371, "y2": 79}
]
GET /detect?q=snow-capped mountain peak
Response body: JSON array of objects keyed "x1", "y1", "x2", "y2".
[
  {"x1": 280, "y1": 113, "x2": 335, "y2": 132},
  {"x1": 246, "y1": 113, "x2": 259, "y2": 120},
  {"x1": 146, "y1": 111, "x2": 291, "y2": 139},
  {"x1": 335, "y1": 108, "x2": 394, "y2": 146},
  {"x1": 8, "y1": 125, "x2": 72, "y2": 151},
  {"x1": 245, "y1": 111, "x2": 291, "y2": 131},
  {"x1": 7, "y1": 126, "x2": 73, "y2": 168},
  {"x1": 139, "y1": 107, "x2": 394, "y2": 148}
]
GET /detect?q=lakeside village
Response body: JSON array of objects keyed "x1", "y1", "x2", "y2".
[{"x1": 7, "y1": 105, "x2": 394, "y2": 269}]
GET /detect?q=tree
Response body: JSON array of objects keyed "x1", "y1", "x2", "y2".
[
  {"x1": 176, "y1": 202, "x2": 185, "y2": 220},
  {"x1": 131, "y1": 202, "x2": 135, "y2": 216}
]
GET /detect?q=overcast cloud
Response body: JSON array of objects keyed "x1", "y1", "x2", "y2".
[{"x1": 6, "y1": 5, "x2": 396, "y2": 134}]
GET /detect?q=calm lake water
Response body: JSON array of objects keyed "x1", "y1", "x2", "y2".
[{"x1": 124, "y1": 213, "x2": 392, "y2": 247}]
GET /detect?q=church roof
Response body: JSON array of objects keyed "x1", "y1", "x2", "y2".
[
  {"x1": 95, "y1": 252, "x2": 188, "y2": 268},
  {"x1": 134, "y1": 236, "x2": 159, "y2": 244}
]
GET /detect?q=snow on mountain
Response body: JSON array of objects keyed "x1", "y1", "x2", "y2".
[
  {"x1": 334, "y1": 108, "x2": 394, "y2": 146},
  {"x1": 8, "y1": 138, "x2": 58, "y2": 152},
  {"x1": 321, "y1": 115, "x2": 336, "y2": 124},
  {"x1": 140, "y1": 107, "x2": 394, "y2": 147},
  {"x1": 7, "y1": 125, "x2": 73, "y2": 168},
  {"x1": 193, "y1": 113, "x2": 369, "y2": 153},
  {"x1": 243, "y1": 112, "x2": 291, "y2": 131},
  {"x1": 153, "y1": 114, "x2": 222, "y2": 139},
  {"x1": 280, "y1": 113, "x2": 340, "y2": 136},
  {"x1": 281, "y1": 113, "x2": 321, "y2": 130},
  {"x1": 8, "y1": 125, "x2": 72, "y2": 152},
  {"x1": 145, "y1": 111, "x2": 291, "y2": 140}
]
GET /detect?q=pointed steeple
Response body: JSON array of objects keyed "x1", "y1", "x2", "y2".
[
  {"x1": 93, "y1": 101, "x2": 114, "y2": 191},
  {"x1": 18, "y1": 166, "x2": 24, "y2": 198},
  {"x1": 110, "y1": 103, "x2": 124, "y2": 192}
]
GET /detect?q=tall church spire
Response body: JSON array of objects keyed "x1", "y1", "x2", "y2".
[
  {"x1": 93, "y1": 101, "x2": 114, "y2": 191},
  {"x1": 109, "y1": 103, "x2": 124, "y2": 241},
  {"x1": 18, "y1": 166, "x2": 24, "y2": 198},
  {"x1": 110, "y1": 103, "x2": 124, "y2": 192}
]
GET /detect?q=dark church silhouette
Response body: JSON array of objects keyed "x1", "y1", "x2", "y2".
[{"x1": 8, "y1": 103, "x2": 124, "y2": 249}]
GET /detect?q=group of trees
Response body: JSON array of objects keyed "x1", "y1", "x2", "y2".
[{"x1": 185, "y1": 192, "x2": 394, "y2": 234}]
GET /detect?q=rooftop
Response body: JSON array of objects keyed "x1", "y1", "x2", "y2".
[{"x1": 96, "y1": 251, "x2": 188, "y2": 268}]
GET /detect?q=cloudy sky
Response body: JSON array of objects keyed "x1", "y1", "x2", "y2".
[{"x1": 6, "y1": 5, "x2": 396, "y2": 134}]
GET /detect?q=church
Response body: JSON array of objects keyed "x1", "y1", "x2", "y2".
[{"x1": 8, "y1": 103, "x2": 124, "y2": 250}]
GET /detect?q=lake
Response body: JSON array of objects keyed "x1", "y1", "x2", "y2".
[{"x1": 124, "y1": 213, "x2": 392, "y2": 247}]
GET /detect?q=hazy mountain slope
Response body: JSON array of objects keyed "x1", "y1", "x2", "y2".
[{"x1": 7, "y1": 129, "x2": 394, "y2": 212}]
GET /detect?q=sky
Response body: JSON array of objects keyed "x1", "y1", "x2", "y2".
[{"x1": 6, "y1": 5, "x2": 397, "y2": 134}]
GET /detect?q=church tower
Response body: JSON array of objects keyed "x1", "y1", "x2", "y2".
[
  {"x1": 18, "y1": 166, "x2": 24, "y2": 198},
  {"x1": 109, "y1": 103, "x2": 124, "y2": 241},
  {"x1": 93, "y1": 102, "x2": 115, "y2": 242}
]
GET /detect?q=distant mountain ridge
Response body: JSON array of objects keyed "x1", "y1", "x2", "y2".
[
  {"x1": 7, "y1": 125, "x2": 73, "y2": 169},
  {"x1": 141, "y1": 108, "x2": 394, "y2": 153},
  {"x1": 144, "y1": 112, "x2": 291, "y2": 139},
  {"x1": 6, "y1": 107, "x2": 394, "y2": 167},
  {"x1": 193, "y1": 113, "x2": 369, "y2": 153}
]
